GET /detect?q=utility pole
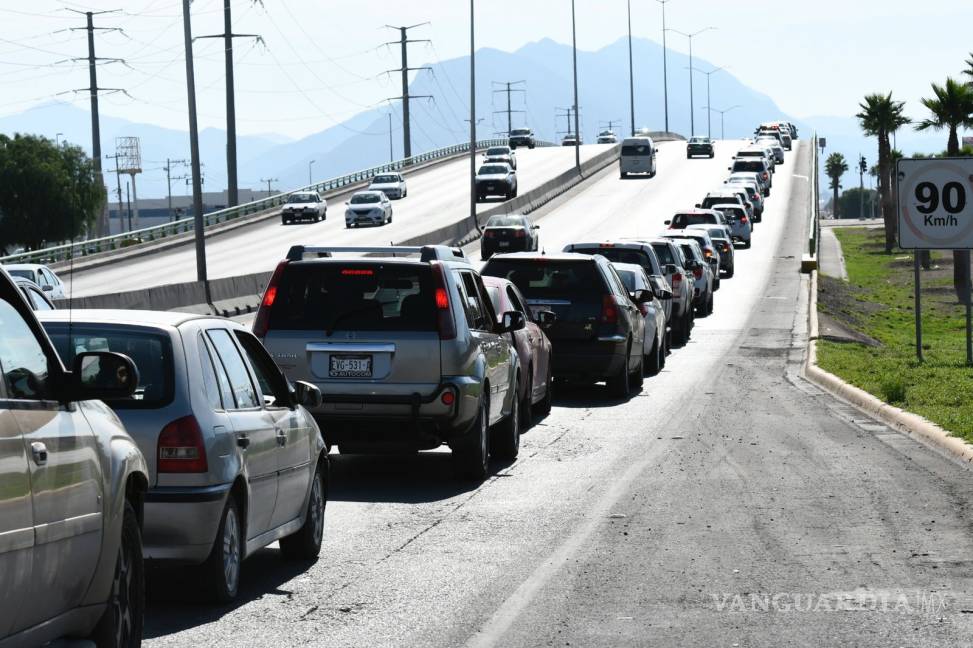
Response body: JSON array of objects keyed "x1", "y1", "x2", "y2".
[
  {"x1": 387, "y1": 112, "x2": 394, "y2": 162},
  {"x1": 384, "y1": 24, "x2": 432, "y2": 160},
  {"x1": 600, "y1": 119, "x2": 623, "y2": 134},
  {"x1": 492, "y1": 81, "x2": 526, "y2": 136},
  {"x1": 125, "y1": 178, "x2": 132, "y2": 233},
  {"x1": 666, "y1": 26, "x2": 715, "y2": 136},
  {"x1": 627, "y1": 0, "x2": 636, "y2": 136},
  {"x1": 182, "y1": 0, "x2": 208, "y2": 286},
  {"x1": 468, "y1": 0, "x2": 478, "y2": 232},
  {"x1": 689, "y1": 65, "x2": 724, "y2": 139},
  {"x1": 858, "y1": 154, "x2": 866, "y2": 219},
  {"x1": 165, "y1": 158, "x2": 189, "y2": 221},
  {"x1": 570, "y1": 0, "x2": 581, "y2": 170},
  {"x1": 260, "y1": 177, "x2": 278, "y2": 197},
  {"x1": 195, "y1": 0, "x2": 262, "y2": 208},
  {"x1": 655, "y1": 0, "x2": 672, "y2": 133},
  {"x1": 106, "y1": 152, "x2": 125, "y2": 233}
]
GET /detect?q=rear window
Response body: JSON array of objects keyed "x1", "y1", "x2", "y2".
[
  {"x1": 6, "y1": 269, "x2": 34, "y2": 281},
  {"x1": 486, "y1": 216, "x2": 525, "y2": 228},
  {"x1": 621, "y1": 144, "x2": 651, "y2": 156},
  {"x1": 482, "y1": 259, "x2": 606, "y2": 300},
  {"x1": 650, "y1": 242, "x2": 675, "y2": 266},
  {"x1": 571, "y1": 246, "x2": 656, "y2": 275},
  {"x1": 614, "y1": 268, "x2": 641, "y2": 292},
  {"x1": 46, "y1": 324, "x2": 174, "y2": 409},
  {"x1": 372, "y1": 175, "x2": 399, "y2": 184},
  {"x1": 672, "y1": 213, "x2": 716, "y2": 227},
  {"x1": 701, "y1": 196, "x2": 738, "y2": 210},
  {"x1": 733, "y1": 160, "x2": 766, "y2": 172},
  {"x1": 268, "y1": 263, "x2": 437, "y2": 333}
]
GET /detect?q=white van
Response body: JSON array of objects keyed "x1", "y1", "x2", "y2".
[{"x1": 619, "y1": 137, "x2": 657, "y2": 178}]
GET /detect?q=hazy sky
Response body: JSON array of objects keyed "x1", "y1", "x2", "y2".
[{"x1": 1, "y1": 0, "x2": 971, "y2": 139}]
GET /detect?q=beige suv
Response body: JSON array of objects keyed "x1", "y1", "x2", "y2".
[{"x1": 0, "y1": 268, "x2": 148, "y2": 647}]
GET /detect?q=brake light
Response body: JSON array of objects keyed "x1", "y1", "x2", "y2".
[
  {"x1": 341, "y1": 268, "x2": 373, "y2": 276},
  {"x1": 514, "y1": 229, "x2": 526, "y2": 238},
  {"x1": 440, "y1": 390, "x2": 455, "y2": 406},
  {"x1": 762, "y1": 172, "x2": 769, "y2": 181},
  {"x1": 431, "y1": 263, "x2": 456, "y2": 340},
  {"x1": 672, "y1": 272, "x2": 683, "y2": 285},
  {"x1": 484, "y1": 230, "x2": 496, "y2": 238},
  {"x1": 741, "y1": 216, "x2": 749, "y2": 224},
  {"x1": 601, "y1": 294, "x2": 618, "y2": 325},
  {"x1": 722, "y1": 243, "x2": 731, "y2": 253},
  {"x1": 693, "y1": 267, "x2": 703, "y2": 279},
  {"x1": 704, "y1": 249, "x2": 713, "y2": 258},
  {"x1": 158, "y1": 416, "x2": 208, "y2": 473},
  {"x1": 254, "y1": 260, "x2": 288, "y2": 338}
]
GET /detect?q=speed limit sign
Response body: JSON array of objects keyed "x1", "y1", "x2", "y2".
[{"x1": 898, "y1": 158, "x2": 973, "y2": 249}]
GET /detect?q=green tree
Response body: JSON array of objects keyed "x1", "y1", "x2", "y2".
[
  {"x1": 825, "y1": 152, "x2": 848, "y2": 218},
  {"x1": 0, "y1": 134, "x2": 105, "y2": 250},
  {"x1": 839, "y1": 187, "x2": 879, "y2": 219},
  {"x1": 857, "y1": 92, "x2": 909, "y2": 252},
  {"x1": 964, "y1": 52, "x2": 973, "y2": 83},
  {"x1": 915, "y1": 78, "x2": 973, "y2": 301}
]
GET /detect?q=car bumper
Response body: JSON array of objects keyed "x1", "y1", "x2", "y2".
[
  {"x1": 550, "y1": 338, "x2": 628, "y2": 380},
  {"x1": 346, "y1": 212, "x2": 385, "y2": 225},
  {"x1": 482, "y1": 239, "x2": 530, "y2": 256},
  {"x1": 476, "y1": 183, "x2": 510, "y2": 196},
  {"x1": 282, "y1": 210, "x2": 318, "y2": 220},
  {"x1": 143, "y1": 483, "x2": 233, "y2": 564}
]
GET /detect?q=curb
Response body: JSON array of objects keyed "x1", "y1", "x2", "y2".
[{"x1": 802, "y1": 269, "x2": 973, "y2": 466}]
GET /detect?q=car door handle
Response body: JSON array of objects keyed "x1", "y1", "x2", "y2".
[
  {"x1": 276, "y1": 429, "x2": 287, "y2": 447},
  {"x1": 236, "y1": 434, "x2": 251, "y2": 450},
  {"x1": 30, "y1": 442, "x2": 48, "y2": 466}
]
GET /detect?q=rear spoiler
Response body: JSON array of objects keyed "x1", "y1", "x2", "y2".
[{"x1": 285, "y1": 244, "x2": 469, "y2": 263}]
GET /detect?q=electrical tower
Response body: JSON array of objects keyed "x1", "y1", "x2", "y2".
[
  {"x1": 195, "y1": 0, "x2": 263, "y2": 208},
  {"x1": 599, "y1": 119, "x2": 623, "y2": 134},
  {"x1": 383, "y1": 24, "x2": 433, "y2": 160},
  {"x1": 555, "y1": 107, "x2": 582, "y2": 140},
  {"x1": 492, "y1": 81, "x2": 526, "y2": 137},
  {"x1": 115, "y1": 137, "x2": 142, "y2": 230}
]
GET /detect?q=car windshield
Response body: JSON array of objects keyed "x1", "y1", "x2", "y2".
[
  {"x1": 672, "y1": 213, "x2": 716, "y2": 227},
  {"x1": 479, "y1": 165, "x2": 508, "y2": 175},
  {"x1": 486, "y1": 216, "x2": 525, "y2": 228},
  {"x1": 350, "y1": 193, "x2": 381, "y2": 204},
  {"x1": 287, "y1": 193, "x2": 316, "y2": 203},
  {"x1": 5, "y1": 269, "x2": 34, "y2": 281},
  {"x1": 483, "y1": 259, "x2": 605, "y2": 301},
  {"x1": 268, "y1": 263, "x2": 436, "y2": 333},
  {"x1": 486, "y1": 148, "x2": 509, "y2": 156},
  {"x1": 372, "y1": 175, "x2": 399, "y2": 184},
  {"x1": 46, "y1": 325, "x2": 174, "y2": 409},
  {"x1": 714, "y1": 205, "x2": 745, "y2": 219}
]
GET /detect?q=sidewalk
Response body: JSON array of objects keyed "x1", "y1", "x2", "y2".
[{"x1": 818, "y1": 228, "x2": 848, "y2": 280}]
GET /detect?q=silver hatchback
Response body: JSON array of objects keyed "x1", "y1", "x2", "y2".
[{"x1": 39, "y1": 310, "x2": 327, "y2": 602}]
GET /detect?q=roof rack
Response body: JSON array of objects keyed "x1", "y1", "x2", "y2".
[{"x1": 285, "y1": 244, "x2": 468, "y2": 263}]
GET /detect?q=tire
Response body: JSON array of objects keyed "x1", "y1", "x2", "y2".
[
  {"x1": 714, "y1": 276, "x2": 721, "y2": 291},
  {"x1": 279, "y1": 458, "x2": 327, "y2": 561},
  {"x1": 645, "y1": 336, "x2": 662, "y2": 376},
  {"x1": 281, "y1": 218, "x2": 288, "y2": 225},
  {"x1": 202, "y1": 496, "x2": 242, "y2": 602},
  {"x1": 519, "y1": 370, "x2": 534, "y2": 430},
  {"x1": 490, "y1": 379, "x2": 521, "y2": 460},
  {"x1": 726, "y1": 265, "x2": 735, "y2": 278},
  {"x1": 606, "y1": 345, "x2": 632, "y2": 398},
  {"x1": 345, "y1": 223, "x2": 352, "y2": 229},
  {"x1": 537, "y1": 364, "x2": 553, "y2": 416},
  {"x1": 453, "y1": 398, "x2": 489, "y2": 480},
  {"x1": 620, "y1": 172, "x2": 628, "y2": 179},
  {"x1": 629, "y1": 351, "x2": 644, "y2": 389},
  {"x1": 90, "y1": 500, "x2": 144, "y2": 648}
]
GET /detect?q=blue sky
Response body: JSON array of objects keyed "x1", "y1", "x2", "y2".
[{"x1": 1, "y1": 0, "x2": 971, "y2": 138}]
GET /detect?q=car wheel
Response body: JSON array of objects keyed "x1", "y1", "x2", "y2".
[
  {"x1": 714, "y1": 276, "x2": 721, "y2": 291},
  {"x1": 202, "y1": 496, "x2": 242, "y2": 602},
  {"x1": 629, "y1": 350, "x2": 644, "y2": 389},
  {"x1": 620, "y1": 172, "x2": 628, "y2": 178},
  {"x1": 537, "y1": 364, "x2": 553, "y2": 416},
  {"x1": 646, "y1": 336, "x2": 662, "y2": 377},
  {"x1": 726, "y1": 265, "x2": 735, "y2": 278},
  {"x1": 90, "y1": 500, "x2": 143, "y2": 648},
  {"x1": 281, "y1": 218, "x2": 288, "y2": 225},
  {"x1": 660, "y1": 332, "x2": 668, "y2": 367},
  {"x1": 279, "y1": 458, "x2": 327, "y2": 560},
  {"x1": 453, "y1": 397, "x2": 489, "y2": 480},
  {"x1": 490, "y1": 379, "x2": 520, "y2": 460},
  {"x1": 606, "y1": 344, "x2": 632, "y2": 399},
  {"x1": 520, "y1": 370, "x2": 534, "y2": 430}
]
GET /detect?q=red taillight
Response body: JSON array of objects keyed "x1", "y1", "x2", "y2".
[
  {"x1": 158, "y1": 416, "x2": 208, "y2": 474},
  {"x1": 484, "y1": 230, "x2": 496, "y2": 238},
  {"x1": 601, "y1": 294, "x2": 618, "y2": 324},
  {"x1": 440, "y1": 390, "x2": 455, "y2": 406},
  {"x1": 741, "y1": 216, "x2": 749, "y2": 224},
  {"x1": 431, "y1": 263, "x2": 456, "y2": 340},
  {"x1": 672, "y1": 272, "x2": 683, "y2": 284},
  {"x1": 722, "y1": 243, "x2": 730, "y2": 252},
  {"x1": 341, "y1": 268, "x2": 373, "y2": 276},
  {"x1": 693, "y1": 267, "x2": 703, "y2": 279},
  {"x1": 514, "y1": 229, "x2": 526, "y2": 238},
  {"x1": 762, "y1": 172, "x2": 769, "y2": 180},
  {"x1": 254, "y1": 260, "x2": 288, "y2": 338},
  {"x1": 639, "y1": 302, "x2": 650, "y2": 317},
  {"x1": 704, "y1": 249, "x2": 713, "y2": 258}
]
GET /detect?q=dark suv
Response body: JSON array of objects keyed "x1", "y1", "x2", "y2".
[
  {"x1": 508, "y1": 128, "x2": 536, "y2": 149},
  {"x1": 256, "y1": 245, "x2": 526, "y2": 480},
  {"x1": 686, "y1": 136, "x2": 715, "y2": 158},
  {"x1": 482, "y1": 253, "x2": 646, "y2": 398}
]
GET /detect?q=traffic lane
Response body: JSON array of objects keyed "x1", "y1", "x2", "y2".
[
  {"x1": 137, "y1": 143, "x2": 858, "y2": 648},
  {"x1": 67, "y1": 145, "x2": 611, "y2": 297}
]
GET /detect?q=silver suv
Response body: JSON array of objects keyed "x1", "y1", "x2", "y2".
[
  {"x1": 0, "y1": 268, "x2": 149, "y2": 647},
  {"x1": 256, "y1": 245, "x2": 525, "y2": 480}
]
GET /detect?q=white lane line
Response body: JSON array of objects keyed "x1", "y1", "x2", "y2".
[{"x1": 793, "y1": 174, "x2": 809, "y2": 181}]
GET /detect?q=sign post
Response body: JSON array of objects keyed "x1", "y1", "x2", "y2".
[{"x1": 897, "y1": 157, "x2": 973, "y2": 365}]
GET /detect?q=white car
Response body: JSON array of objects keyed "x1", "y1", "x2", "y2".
[
  {"x1": 2, "y1": 263, "x2": 66, "y2": 299},
  {"x1": 483, "y1": 145, "x2": 517, "y2": 170},
  {"x1": 754, "y1": 137, "x2": 786, "y2": 164},
  {"x1": 611, "y1": 262, "x2": 668, "y2": 376},
  {"x1": 597, "y1": 130, "x2": 618, "y2": 144},
  {"x1": 281, "y1": 191, "x2": 327, "y2": 224},
  {"x1": 368, "y1": 172, "x2": 408, "y2": 199},
  {"x1": 345, "y1": 190, "x2": 393, "y2": 227}
]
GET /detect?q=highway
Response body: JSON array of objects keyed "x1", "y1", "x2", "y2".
[
  {"x1": 142, "y1": 141, "x2": 973, "y2": 647},
  {"x1": 66, "y1": 144, "x2": 611, "y2": 297}
]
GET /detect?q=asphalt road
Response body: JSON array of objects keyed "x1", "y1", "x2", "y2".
[
  {"x1": 66, "y1": 144, "x2": 611, "y2": 297},
  {"x1": 143, "y1": 141, "x2": 973, "y2": 647}
]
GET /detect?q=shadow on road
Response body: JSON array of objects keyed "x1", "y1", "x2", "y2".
[{"x1": 328, "y1": 452, "x2": 483, "y2": 504}]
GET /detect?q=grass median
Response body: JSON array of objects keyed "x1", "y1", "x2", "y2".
[{"x1": 817, "y1": 227, "x2": 973, "y2": 444}]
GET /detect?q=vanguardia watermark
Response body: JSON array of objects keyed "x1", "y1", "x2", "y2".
[{"x1": 712, "y1": 590, "x2": 951, "y2": 615}]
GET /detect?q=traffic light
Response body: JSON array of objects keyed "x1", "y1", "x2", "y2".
[{"x1": 859, "y1": 155, "x2": 867, "y2": 173}]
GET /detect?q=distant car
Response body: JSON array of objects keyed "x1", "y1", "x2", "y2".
[
  {"x1": 256, "y1": 245, "x2": 525, "y2": 480},
  {"x1": 2, "y1": 263, "x2": 66, "y2": 299},
  {"x1": 41, "y1": 310, "x2": 327, "y2": 603},
  {"x1": 619, "y1": 136, "x2": 657, "y2": 178},
  {"x1": 484, "y1": 145, "x2": 517, "y2": 170},
  {"x1": 475, "y1": 163, "x2": 518, "y2": 201},
  {"x1": 345, "y1": 190, "x2": 393, "y2": 227},
  {"x1": 561, "y1": 134, "x2": 581, "y2": 146},
  {"x1": 665, "y1": 209, "x2": 727, "y2": 230},
  {"x1": 735, "y1": 147, "x2": 775, "y2": 174},
  {"x1": 611, "y1": 262, "x2": 668, "y2": 376},
  {"x1": 482, "y1": 275, "x2": 555, "y2": 423},
  {"x1": 724, "y1": 175, "x2": 765, "y2": 221},
  {"x1": 709, "y1": 203, "x2": 752, "y2": 248},
  {"x1": 481, "y1": 214, "x2": 540, "y2": 260},
  {"x1": 597, "y1": 130, "x2": 618, "y2": 144},
  {"x1": 368, "y1": 172, "x2": 407, "y2": 199},
  {"x1": 509, "y1": 128, "x2": 536, "y2": 149},
  {"x1": 754, "y1": 137, "x2": 786, "y2": 164},
  {"x1": 281, "y1": 191, "x2": 327, "y2": 224},
  {"x1": 688, "y1": 224, "x2": 736, "y2": 277},
  {"x1": 729, "y1": 157, "x2": 772, "y2": 195},
  {"x1": 0, "y1": 268, "x2": 149, "y2": 647},
  {"x1": 662, "y1": 236, "x2": 716, "y2": 316},
  {"x1": 648, "y1": 239, "x2": 695, "y2": 345},
  {"x1": 686, "y1": 136, "x2": 715, "y2": 158},
  {"x1": 699, "y1": 189, "x2": 750, "y2": 218},
  {"x1": 12, "y1": 276, "x2": 56, "y2": 311},
  {"x1": 483, "y1": 252, "x2": 645, "y2": 398}
]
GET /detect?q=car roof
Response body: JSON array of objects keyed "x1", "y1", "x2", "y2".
[
  {"x1": 677, "y1": 208, "x2": 722, "y2": 215},
  {"x1": 567, "y1": 241, "x2": 653, "y2": 251},
  {"x1": 3, "y1": 263, "x2": 46, "y2": 271},
  {"x1": 711, "y1": 202, "x2": 745, "y2": 210},
  {"x1": 621, "y1": 137, "x2": 653, "y2": 144},
  {"x1": 351, "y1": 190, "x2": 386, "y2": 197},
  {"x1": 489, "y1": 252, "x2": 599, "y2": 263},
  {"x1": 11, "y1": 276, "x2": 42, "y2": 288},
  {"x1": 479, "y1": 162, "x2": 512, "y2": 169},
  {"x1": 36, "y1": 309, "x2": 237, "y2": 329}
]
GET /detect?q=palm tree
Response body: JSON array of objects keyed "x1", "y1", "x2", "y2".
[
  {"x1": 916, "y1": 78, "x2": 973, "y2": 300},
  {"x1": 964, "y1": 52, "x2": 973, "y2": 83},
  {"x1": 825, "y1": 152, "x2": 848, "y2": 218},
  {"x1": 857, "y1": 92, "x2": 909, "y2": 251}
]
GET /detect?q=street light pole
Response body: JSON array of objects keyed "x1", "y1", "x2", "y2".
[
  {"x1": 181, "y1": 0, "x2": 207, "y2": 285},
  {"x1": 666, "y1": 26, "x2": 714, "y2": 136},
  {"x1": 626, "y1": 0, "x2": 635, "y2": 137},
  {"x1": 689, "y1": 65, "x2": 724, "y2": 139},
  {"x1": 702, "y1": 104, "x2": 740, "y2": 140},
  {"x1": 308, "y1": 159, "x2": 316, "y2": 186},
  {"x1": 655, "y1": 0, "x2": 672, "y2": 134},
  {"x1": 469, "y1": 0, "x2": 478, "y2": 232},
  {"x1": 570, "y1": 0, "x2": 581, "y2": 171}
]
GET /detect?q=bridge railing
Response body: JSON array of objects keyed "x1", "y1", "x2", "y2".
[{"x1": 1, "y1": 137, "x2": 553, "y2": 266}]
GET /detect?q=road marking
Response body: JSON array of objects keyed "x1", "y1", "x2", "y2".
[{"x1": 793, "y1": 174, "x2": 809, "y2": 181}]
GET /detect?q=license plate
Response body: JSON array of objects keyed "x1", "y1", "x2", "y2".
[
  {"x1": 330, "y1": 355, "x2": 372, "y2": 378},
  {"x1": 499, "y1": 241, "x2": 510, "y2": 247}
]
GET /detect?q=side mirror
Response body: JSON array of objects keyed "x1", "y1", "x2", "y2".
[
  {"x1": 633, "y1": 289, "x2": 654, "y2": 304},
  {"x1": 533, "y1": 225, "x2": 540, "y2": 230},
  {"x1": 708, "y1": 257, "x2": 719, "y2": 267},
  {"x1": 293, "y1": 380, "x2": 322, "y2": 409},
  {"x1": 664, "y1": 263, "x2": 678, "y2": 275},
  {"x1": 70, "y1": 351, "x2": 138, "y2": 401},
  {"x1": 501, "y1": 310, "x2": 526, "y2": 333},
  {"x1": 728, "y1": 166, "x2": 732, "y2": 170},
  {"x1": 663, "y1": 219, "x2": 671, "y2": 225},
  {"x1": 694, "y1": 203, "x2": 701, "y2": 208},
  {"x1": 656, "y1": 286, "x2": 673, "y2": 300},
  {"x1": 42, "y1": 285, "x2": 53, "y2": 292},
  {"x1": 537, "y1": 310, "x2": 556, "y2": 329}
]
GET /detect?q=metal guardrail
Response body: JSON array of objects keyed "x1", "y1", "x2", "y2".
[
  {"x1": 1, "y1": 137, "x2": 554, "y2": 266},
  {"x1": 808, "y1": 134, "x2": 820, "y2": 257}
]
